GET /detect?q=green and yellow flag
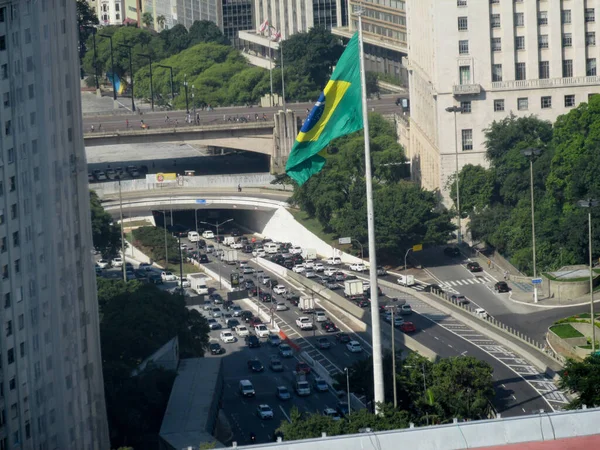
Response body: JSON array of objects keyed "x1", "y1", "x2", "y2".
[{"x1": 285, "y1": 33, "x2": 363, "y2": 185}]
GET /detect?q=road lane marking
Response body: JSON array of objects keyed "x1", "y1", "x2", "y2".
[{"x1": 279, "y1": 406, "x2": 291, "y2": 422}]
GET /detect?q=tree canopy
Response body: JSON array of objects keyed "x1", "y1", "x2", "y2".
[
  {"x1": 90, "y1": 191, "x2": 121, "y2": 258},
  {"x1": 292, "y1": 114, "x2": 455, "y2": 262},
  {"x1": 559, "y1": 354, "x2": 600, "y2": 409},
  {"x1": 454, "y1": 96, "x2": 600, "y2": 274}
]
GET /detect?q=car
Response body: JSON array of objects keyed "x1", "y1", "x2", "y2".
[
  {"x1": 321, "y1": 321, "x2": 339, "y2": 333},
  {"x1": 207, "y1": 319, "x2": 222, "y2": 330},
  {"x1": 323, "y1": 267, "x2": 337, "y2": 276},
  {"x1": 273, "y1": 285, "x2": 287, "y2": 295},
  {"x1": 126, "y1": 165, "x2": 140, "y2": 177},
  {"x1": 93, "y1": 170, "x2": 107, "y2": 181},
  {"x1": 292, "y1": 264, "x2": 306, "y2": 273},
  {"x1": 304, "y1": 270, "x2": 316, "y2": 278},
  {"x1": 349, "y1": 263, "x2": 366, "y2": 272},
  {"x1": 323, "y1": 408, "x2": 341, "y2": 421},
  {"x1": 268, "y1": 334, "x2": 281, "y2": 346},
  {"x1": 244, "y1": 280, "x2": 255, "y2": 290},
  {"x1": 315, "y1": 311, "x2": 327, "y2": 322},
  {"x1": 335, "y1": 333, "x2": 351, "y2": 343},
  {"x1": 376, "y1": 266, "x2": 387, "y2": 276},
  {"x1": 296, "y1": 362, "x2": 311, "y2": 374},
  {"x1": 303, "y1": 260, "x2": 315, "y2": 269},
  {"x1": 256, "y1": 404, "x2": 274, "y2": 420},
  {"x1": 317, "y1": 337, "x2": 331, "y2": 349},
  {"x1": 467, "y1": 261, "x2": 483, "y2": 272},
  {"x1": 270, "y1": 356, "x2": 284, "y2": 372},
  {"x1": 494, "y1": 281, "x2": 510, "y2": 293},
  {"x1": 287, "y1": 294, "x2": 300, "y2": 307},
  {"x1": 240, "y1": 310, "x2": 253, "y2": 322},
  {"x1": 356, "y1": 299, "x2": 370, "y2": 308},
  {"x1": 424, "y1": 284, "x2": 445, "y2": 294},
  {"x1": 138, "y1": 262, "x2": 152, "y2": 271},
  {"x1": 290, "y1": 246, "x2": 303, "y2": 255},
  {"x1": 161, "y1": 271, "x2": 176, "y2": 281},
  {"x1": 444, "y1": 246, "x2": 461, "y2": 257},
  {"x1": 231, "y1": 305, "x2": 243, "y2": 317},
  {"x1": 399, "y1": 322, "x2": 416, "y2": 333},
  {"x1": 211, "y1": 293, "x2": 224, "y2": 304},
  {"x1": 211, "y1": 307, "x2": 222, "y2": 318},
  {"x1": 242, "y1": 266, "x2": 255, "y2": 275},
  {"x1": 220, "y1": 331, "x2": 236, "y2": 343},
  {"x1": 334, "y1": 272, "x2": 346, "y2": 282},
  {"x1": 255, "y1": 324, "x2": 270, "y2": 337},
  {"x1": 178, "y1": 278, "x2": 191, "y2": 288},
  {"x1": 248, "y1": 358, "x2": 264, "y2": 372},
  {"x1": 112, "y1": 257, "x2": 123, "y2": 267},
  {"x1": 325, "y1": 281, "x2": 339, "y2": 290},
  {"x1": 245, "y1": 335, "x2": 261, "y2": 348},
  {"x1": 199, "y1": 253, "x2": 209, "y2": 263},
  {"x1": 314, "y1": 263, "x2": 325, "y2": 272},
  {"x1": 276, "y1": 386, "x2": 291, "y2": 400},
  {"x1": 201, "y1": 230, "x2": 215, "y2": 239},
  {"x1": 209, "y1": 342, "x2": 224, "y2": 355},
  {"x1": 393, "y1": 317, "x2": 405, "y2": 327},
  {"x1": 96, "y1": 259, "x2": 110, "y2": 269},
  {"x1": 279, "y1": 343, "x2": 293, "y2": 357},
  {"x1": 226, "y1": 318, "x2": 240, "y2": 329},
  {"x1": 346, "y1": 340, "x2": 362, "y2": 353},
  {"x1": 314, "y1": 377, "x2": 329, "y2": 392},
  {"x1": 275, "y1": 302, "x2": 288, "y2": 311},
  {"x1": 268, "y1": 279, "x2": 279, "y2": 288},
  {"x1": 337, "y1": 402, "x2": 350, "y2": 417},
  {"x1": 231, "y1": 242, "x2": 243, "y2": 249},
  {"x1": 260, "y1": 293, "x2": 272, "y2": 303},
  {"x1": 261, "y1": 276, "x2": 271, "y2": 285},
  {"x1": 242, "y1": 245, "x2": 253, "y2": 254},
  {"x1": 88, "y1": 172, "x2": 95, "y2": 183},
  {"x1": 234, "y1": 325, "x2": 250, "y2": 337},
  {"x1": 400, "y1": 304, "x2": 412, "y2": 315},
  {"x1": 325, "y1": 257, "x2": 342, "y2": 265},
  {"x1": 475, "y1": 308, "x2": 489, "y2": 319},
  {"x1": 249, "y1": 317, "x2": 262, "y2": 327},
  {"x1": 451, "y1": 294, "x2": 470, "y2": 305}
]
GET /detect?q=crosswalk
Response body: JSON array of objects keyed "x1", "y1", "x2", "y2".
[{"x1": 439, "y1": 276, "x2": 491, "y2": 287}]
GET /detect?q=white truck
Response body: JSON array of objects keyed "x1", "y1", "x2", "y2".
[
  {"x1": 295, "y1": 316, "x2": 313, "y2": 330},
  {"x1": 187, "y1": 273, "x2": 209, "y2": 295},
  {"x1": 344, "y1": 279, "x2": 364, "y2": 300},
  {"x1": 293, "y1": 371, "x2": 311, "y2": 396},
  {"x1": 302, "y1": 248, "x2": 317, "y2": 260},
  {"x1": 397, "y1": 274, "x2": 416, "y2": 287},
  {"x1": 298, "y1": 296, "x2": 315, "y2": 312},
  {"x1": 221, "y1": 249, "x2": 238, "y2": 265},
  {"x1": 223, "y1": 236, "x2": 236, "y2": 246}
]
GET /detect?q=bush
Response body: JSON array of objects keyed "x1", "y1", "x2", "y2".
[{"x1": 132, "y1": 226, "x2": 181, "y2": 264}]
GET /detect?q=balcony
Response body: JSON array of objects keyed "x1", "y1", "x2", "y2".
[
  {"x1": 453, "y1": 84, "x2": 482, "y2": 95},
  {"x1": 491, "y1": 75, "x2": 600, "y2": 91}
]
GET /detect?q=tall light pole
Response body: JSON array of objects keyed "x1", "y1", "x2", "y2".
[
  {"x1": 344, "y1": 367, "x2": 351, "y2": 413},
  {"x1": 118, "y1": 177, "x2": 126, "y2": 282},
  {"x1": 118, "y1": 43, "x2": 136, "y2": 112},
  {"x1": 578, "y1": 198, "x2": 599, "y2": 353},
  {"x1": 200, "y1": 219, "x2": 233, "y2": 288},
  {"x1": 385, "y1": 305, "x2": 398, "y2": 408},
  {"x1": 522, "y1": 148, "x2": 542, "y2": 303},
  {"x1": 99, "y1": 33, "x2": 117, "y2": 100},
  {"x1": 139, "y1": 53, "x2": 154, "y2": 111},
  {"x1": 157, "y1": 64, "x2": 175, "y2": 108},
  {"x1": 184, "y1": 74, "x2": 190, "y2": 113},
  {"x1": 404, "y1": 247, "x2": 413, "y2": 286},
  {"x1": 157, "y1": 211, "x2": 168, "y2": 269},
  {"x1": 445, "y1": 105, "x2": 462, "y2": 243}
]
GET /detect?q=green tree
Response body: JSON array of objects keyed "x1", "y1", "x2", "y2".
[
  {"x1": 132, "y1": 226, "x2": 181, "y2": 264},
  {"x1": 77, "y1": 0, "x2": 99, "y2": 61},
  {"x1": 142, "y1": 11, "x2": 154, "y2": 28},
  {"x1": 159, "y1": 23, "x2": 191, "y2": 55},
  {"x1": 89, "y1": 191, "x2": 121, "y2": 258},
  {"x1": 188, "y1": 20, "x2": 230, "y2": 46},
  {"x1": 366, "y1": 71, "x2": 380, "y2": 96},
  {"x1": 156, "y1": 14, "x2": 166, "y2": 30},
  {"x1": 559, "y1": 354, "x2": 600, "y2": 409}
]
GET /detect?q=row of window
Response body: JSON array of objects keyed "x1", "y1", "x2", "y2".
[
  {"x1": 459, "y1": 32, "x2": 598, "y2": 54},
  {"x1": 457, "y1": 9, "x2": 596, "y2": 31},
  {"x1": 488, "y1": 58, "x2": 597, "y2": 82}
]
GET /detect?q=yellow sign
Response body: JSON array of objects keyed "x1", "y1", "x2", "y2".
[
  {"x1": 154, "y1": 173, "x2": 177, "y2": 183},
  {"x1": 412, "y1": 244, "x2": 423, "y2": 252}
]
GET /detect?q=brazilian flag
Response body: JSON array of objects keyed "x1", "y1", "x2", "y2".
[{"x1": 285, "y1": 33, "x2": 363, "y2": 185}]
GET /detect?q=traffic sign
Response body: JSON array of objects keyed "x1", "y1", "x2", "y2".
[
  {"x1": 338, "y1": 237, "x2": 351, "y2": 245},
  {"x1": 532, "y1": 278, "x2": 543, "y2": 285},
  {"x1": 195, "y1": 199, "x2": 207, "y2": 204},
  {"x1": 412, "y1": 244, "x2": 423, "y2": 252}
]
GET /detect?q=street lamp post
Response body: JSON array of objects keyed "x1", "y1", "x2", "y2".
[
  {"x1": 404, "y1": 247, "x2": 413, "y2": 286},
  {"x1": 177, "y1": 235, "x2": 185, "y2": 299},
  {"x1": 385, "y1": 305, "x2": 398, "y2": 408},
  {"x1": 352, "y1": 239, "x2": 364, "y2": 260},
  {"x1": 139, "y1": 53, "x2": 154, "y2": 111},
  {"x1": 344, "y1": 367, "x2": 351, "y2": 413},
  {"x1": 118, "y1": 43, "x2": 136, "y2": 112},
  {"x1": 99, "y1": 33, "x2": 117, "y2": 101},
  {"x1": 445, "y1": 105, "x2": 463, "y2": 243},
  {"x1": 191, "y1": 84, "x2": 196, "y2": 116},
  {"x1": 200, "y1": 219, "x2": 233, "y2": 288},
  {"x1": 157, "y1": 64, "x2": 175, "y2": 108},
  {"x1": 184, "y1": 74, "x2": 190, "y2": 113},
  {"x1": 157, "y1": 211, "x2": 169, "y2": 269},
  {"x1": 522, "y1": 148, "x2": 542, "y2": 303},
  {"x1": 578, "y1": 198, "x2": 599, "y2": 353},
  {"x1": 118, "y1": 177, "x2": 127, "y2": 282},
  {"x1": 81, "y1": 26, "x2": 100, "y2": 90}
]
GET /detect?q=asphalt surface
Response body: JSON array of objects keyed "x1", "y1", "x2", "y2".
[{"x1": 82, "y1": 94, "x2": 405, "y2": 133}]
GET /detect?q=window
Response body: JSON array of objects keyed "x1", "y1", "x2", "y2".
[
  {"x1": 459, "y1": 40, "x2": 469, "y2": 54},
  {"x1": 517, "y1": 98, "x2": 529, "y2": 111},
  {"x1": 514, "y1": 12, "x2": 524, "y2": 27},
  {"x1": 541, "y1": 96, "x2": 552, "y2": 109},
  {"x1": 3, "y1": 293, "x2": 9, "y2": 308},
  {"x1": 460, "y1": 101, "x2": 471, "y2": 113},
  {"x1": 458, "y1": 16, "x2": 468, "y2": 31},
  {"x1": 0, "y1": 237, "x2": 5, "y2": 253},
  {"x1": 564, "y1": 95, "x2": 576, "y2": 107},
  {"x1": 12, "y1": 231, "x2": 18, "y2": 247},
  {"x1": 29, "y1": 112, "x2": 35, "y2": 126},
  {"x1": 4, "y1": 120, "x2": 10, "y2": 136},
  {"x1": 516, "y1": 63, "x2": 526, "y2": 80},
  {"x1": 461, "y1": 129, "x2": 473, "y2": 151},
  {"x1": 587, "y1": 58, "x2": 597, "y2": 76},
  {"x1": 0, "y1": 36, "x2": 5, "y2": 51},
  {"x1": 9, "y1": 176, "x2": 15, "y2": 191},
  {"x1": 563, "y1": 59, "x2": 573, "y2": 78},
  {"x1": 515, "y1": 36, "x2": 525, "y2": 50},
  {"x1": 585, "y1": 8, "x2": 595, "y2": 23},
  {"x1": 539, "y1": 61, "x2": 550, "y2": 79},
  {"x1": 490, "y1": 14, "x2": 500, "y2": 28},
  {"x1": 587, "y1": 32, "x2": 596, "y2": 46},
  {"x1": 459, "y1": 66, "x2": 471, "y2": 84},
  {"x1": 563, "y1": 33, "x2": 572, "y2": 47},
  {"x1": 8, "y1": 379, "x2": 14, "y2": 390},
  {"x1": 19, "y1": 342, "x2": 24, "y2": 357},
  {"x1": 457, "y1": 0, "x2": 467, "y2": 6},
  {"x1": 491, "y1": 37, "x2": 501, "y2": 51},
  {"x1": 538, "y1": 11, "x2": 548, "y2": 25},
  {"x1": 1, "y1": 265, "x2": 7, "y2": 280},
  {"x1": 494, "y1": 99, "x2": 505, "y2": 112},
  {"x1": 539, "y1": 35, "x2": 548, "y2": 49},
  {"x1": 562, "y1": 10, "x2": 571, "y2": 24},
  {"x1": 13, "y1": 259, "x2": 19, "y2": 274},
  {"x1": 7, "y1": 348, "x2": 13, "y2": 364},
  {"x1": 6, "y1": 320, "x2": 11, "y2": 336},
  {"x1": 18, "y1": 314, "x2": 23, "y2": 330}
]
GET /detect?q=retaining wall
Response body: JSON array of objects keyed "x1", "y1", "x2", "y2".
[{"x1": 547, "y1": 330, "x2": 589, "y2": 361}]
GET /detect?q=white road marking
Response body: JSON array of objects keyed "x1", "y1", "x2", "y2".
[{"x1": 279, "y1": 405, "x2": 291, "y2": 422}]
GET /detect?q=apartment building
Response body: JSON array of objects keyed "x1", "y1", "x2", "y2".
[
  {"x1": 405, "y1": 0, "x2": 600, "y2": 203},
  {"x1": 0, "y1": 0, "x2": 110, "y2": 448},
  {"x1": 97, "y1": 0, "x2": 124, "y2": 25}
]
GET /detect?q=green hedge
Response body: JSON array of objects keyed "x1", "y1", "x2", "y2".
[{"x1": 132, "y1": 226, "x2": 181, "y2": 264}]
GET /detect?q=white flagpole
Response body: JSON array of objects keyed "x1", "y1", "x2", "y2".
[
  {"x1": 357, "y1": 9, "x2": 385, "y2": 413},
  {"x1": 280, "y1": 35, "x2": 286, "y2": 111},
  {"x1": 268, "y1": 28, "x2": 274, "y2": 107}
]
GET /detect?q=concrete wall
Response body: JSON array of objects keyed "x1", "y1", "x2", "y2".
[
  {"x1": 547, "y1": 330, "x2": 589, "y2": 361},
  {"x1": 548, "y1": 277, "x2": 599, "y2": 300}
]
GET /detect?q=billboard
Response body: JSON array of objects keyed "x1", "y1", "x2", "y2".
[{"x1": 146, "y1": 173, "x2": 178, "y2": 184}]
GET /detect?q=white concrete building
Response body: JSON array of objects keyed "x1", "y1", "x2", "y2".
[
  {"x1": 405, "y1": 0, "x2": 600, "y2": 201},
  {"x1": 97, "y1": 0, "x2": 124, "y2": 25},
  {"x1": 0, "y1": 1, "x2": 109, "y2": 448}
]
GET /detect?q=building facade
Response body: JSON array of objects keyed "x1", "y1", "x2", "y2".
[
  {"x1": 405, "y1": 0, "x2": 600, "y2": 202},
  {"x1": 97, "y1": 0, "x2": 124, "y2": 25},
  {"x1": 222, "y1": 0, "x2": 253, "y2": 46},
  {"x1": 0, "y1": 0, "x2": 110, "y2": 448},
  {"x1": 175, "y1": 0, "x2": 220, "y2": 29}
]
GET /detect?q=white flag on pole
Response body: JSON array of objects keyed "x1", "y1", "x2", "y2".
[{"x1": 258, "y1": 19, "x2": 269, "y2": 33}]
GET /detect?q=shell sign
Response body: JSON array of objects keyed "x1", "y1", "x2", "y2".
[{"x1": 153, "y1": 173, "x2": 177, "y2": 184}]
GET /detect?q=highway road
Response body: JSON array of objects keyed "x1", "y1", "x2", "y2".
[{"x1": 82, "y1": 94, "x2": 405, "y2": 133}]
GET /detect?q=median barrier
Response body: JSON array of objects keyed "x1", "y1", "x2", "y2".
[{"x1": 299, "y1": 351, "x2": 336, "y2": 387}]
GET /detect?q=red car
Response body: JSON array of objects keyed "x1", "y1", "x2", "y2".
[
  {"x1": 249, "y1": 317, "x2": 262, "y2": 327},
  {"x1": 335, "y1": 332, "x2": 351, "y2": 343},
  {"x1": 296, "y1": 362, "x2": 311, "y2": 374},
  {"x1": 399, "y1": 322, "x2": 416, "y2": 333}
]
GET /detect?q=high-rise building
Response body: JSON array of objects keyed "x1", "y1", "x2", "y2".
[
  {"x1": 404, "y1": 0, "x2": 600, "y2": 202},
  {"x1": 175, "y1": 0, "x2": 220, "y2": 29},
  {"x1": 97, "y1": 0, "x2": 124, "y2": 25},
  {"x1": 333, "y1": 0, "x2": 407, "y2": 81},
  {"x1": 0, "y1": 1, "x2": 109, "y2": 448},
  {"x1": 222, "y1": 0, "x2": 253, "y2": 47}
]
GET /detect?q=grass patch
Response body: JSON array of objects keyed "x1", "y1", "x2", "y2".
[
  {"x1": 122, "y1": 220, "x2": 153, "y2": 229},
  {"x1": 542, "y1": 269, "x2": 600, "y2": 282},
  {"x1": 550, "y1": 324, "x2": 585, "y2": 339},
  {"x1": 288, "y1": 209, "x2": 339, "y2": 247},
  {"x1": 164, "y1": 262, "x2": 200, "y2": 275}
]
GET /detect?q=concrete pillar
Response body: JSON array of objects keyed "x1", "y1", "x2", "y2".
[{"x1": 271, "y1": 110, "x2": 297, "y2": 174}]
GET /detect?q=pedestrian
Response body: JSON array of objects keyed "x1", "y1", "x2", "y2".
[
  {"x1": 255, "y1": 113, "x2": 259, "y2": 121},
  {"x1": 238, "y1": 184, "x2": 242, "y2": 192},
  {"x1": 98, "y1": 123, "x2": 102, "y2": 131},
  {"x1": 90, "y1": 124, "x2": 94, "y2": 132},
  {"x1": 165, "y1": 115, "x2": 169, "y2": 123},
  {"x1": 503, "y1": 270, "x2": 508, "y2": 281},
  {"x1": 487, "y1": 259, "x2": 491, "y2": 268},
  {"x1": 223, "y1": 114, "x2": 226, "y2": 121},
  {"x1": 187, "y1": 113, "x2": 191, "y2": 124},
  {"x1": 306, "y1": 108, "x2": 310, "y2": 114},
  {"x1": 125, "y1": 119, "x2": 129, "y2": 129},
  {"x1": 196, "y1": 113, "x2": 200, "y2": 124},
  {"x1": 175, "y1": 119, "x2": 178, "y2": 127}
]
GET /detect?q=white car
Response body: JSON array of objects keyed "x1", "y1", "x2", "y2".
[
  {"x1": 220, "y1": 331, "x2": 236, "y2": 343},
  {"x1": 362, "y1": 280, "x2": 370, "y2": 289},
  {"x1": 255, "y1": 324, "x2": 270, "y2": 337},
  {"x1": 112, "y1": 257, "x2": 123, "y2": 267},
  {"x1": 234, "y1": 325, "x2": 250, "y2": 337},
  {"x1": 252, "y1": 248, "x2": 264, "y2": 257},
  {"x1": 231, "y1": 242, "x2": 243, "y2": 249},
  {"x1": 96, "y1": 259, "x2": 109, "y2": 269},
  {"x1": 242, "y1": 266, "x2": 255, "y2": 274},
  {"x1": 323, "y1": 267, "x2": 336, "y2": 276},
  {"x1": 276, "y1": 302, "x2": 288, "y2": 311},
  {"x1": 256, "y1": 404, "x2": 274, "y2": 420},
  {"x1": 273, "y1": 285, "x2": 287, "y2": 295},
  {"x1": 349, "y1": 263, "x2": 366, "y2": 272},
  {"x1": 346, "y1": 340, "x2": 363, "y2": 353},
  {"x1": 202, "y1": 230, "x2": 215, "y2": 239},
  {"x1": 212, "y1": 307, "x2": 222, "y2": 318},
  {"x1": 315, "y1": 311, "x2": 327, "y2": 322},
  {"x1": 323, "y1": 408, "x2": 341, "y2": 421},
  {"x1": 161, "y1": 271, "x2": 176, "y2": 281},
  {"x1": 305, "y1": 270, "x2": 316, "y2": 278},
  {"x1": 304, "y1": 260, "x2": 315, "y2": 269},
  {"x1": 290, "y1": 246, "x2": 303, "y2": 254},
  {"x1": 187, "y1": 231, "x2": 200, "y2": 242},
  {"x1": 178, "y1": 279, "x2": 191, "y2": 288},
  {"x1": 261, "y1": 276, "x2": 271, "y2": 285},
  {"x1": 326, "y1": 257, "x2": 342, "y2": 265},
  {"x1": 292, "y1": 265, "x2": 306, "y2": 273},
  {"x1": 314, "y1": 263, "x2": 325, "y2": 272}
]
